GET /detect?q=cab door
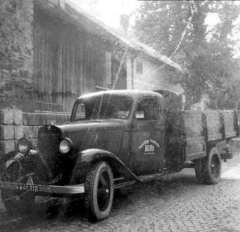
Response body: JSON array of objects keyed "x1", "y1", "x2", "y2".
[{"x1": 130, "y1": 97, "x2": 165, "y2": 175}]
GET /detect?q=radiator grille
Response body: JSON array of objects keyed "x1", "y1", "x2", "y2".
[{"x1": 37, "y1": 125, "x2": 62, "y2": 174}]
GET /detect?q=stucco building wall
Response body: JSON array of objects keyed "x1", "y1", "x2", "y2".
[{"x1": 127, "y1": 54, "x2": 183, "y2": 94}]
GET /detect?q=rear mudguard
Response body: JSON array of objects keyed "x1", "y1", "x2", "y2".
[{"x1": 71, "y1": 148, "x2": 140, "y2": 184}]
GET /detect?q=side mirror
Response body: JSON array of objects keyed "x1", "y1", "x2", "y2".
[{"x1": 135, "y1": 111, "x2": 144, "y2": 119}]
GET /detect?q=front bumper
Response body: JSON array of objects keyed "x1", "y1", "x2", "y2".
[{"x1": 0, "y1": 181, "x2": 85, "y2": 195}]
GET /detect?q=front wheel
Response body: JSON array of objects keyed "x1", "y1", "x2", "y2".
[
  {"x1": 84, "y1": 161, "x2": 114, "y2": 221},
  {"x1": 1, "y1": 162, "x2": 35, "y2": 215},
  {"x1": 195, "y1": 148, "x2": 222, "y2": 185}
]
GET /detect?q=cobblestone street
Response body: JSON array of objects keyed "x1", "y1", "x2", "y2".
[{"x1": 1, "y1": 151, "x2": 240, "y2": 232}]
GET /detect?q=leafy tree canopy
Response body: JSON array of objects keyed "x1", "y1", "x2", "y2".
[{"x1": 133, "y1": 0, "x2": 240, "y2": 109}]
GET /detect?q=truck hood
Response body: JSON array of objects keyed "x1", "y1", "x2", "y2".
[
  {"x1": 56, "y1": 119, "x2": 128, "y2": 136},
  {"x1": 37, "y1": 120, "x2": 128, "y2": 182}
]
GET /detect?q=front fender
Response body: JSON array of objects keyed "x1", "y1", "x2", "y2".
[
  {"x1": 5, "y1": 153, "x2": 25, "y2": 169},
  {"x1": 0, "y1": 150, "x2": 53, "y2": 183},
  {"x1": 71, "y1": 149, "x2": 139, "y2": 184},
  {"x1": 0, "y1": 151, "x2": 19, "y2": 175}
]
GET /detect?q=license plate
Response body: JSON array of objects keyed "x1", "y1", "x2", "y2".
[{"x1": 16, "y1": 184, "x2": 39, "y2": 193}]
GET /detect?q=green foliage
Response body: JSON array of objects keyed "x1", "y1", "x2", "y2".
[{"x1": 134, "y1": 0, "x2": 240, "y2": 109}]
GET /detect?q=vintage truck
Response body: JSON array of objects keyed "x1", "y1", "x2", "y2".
[{"x1": 0, "y1": 90, "x2": 238, "y2": 221}]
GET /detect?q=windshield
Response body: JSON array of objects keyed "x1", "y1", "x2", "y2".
[{"x1": 73, "y1": 94, "x2": 133, "y2": 120}]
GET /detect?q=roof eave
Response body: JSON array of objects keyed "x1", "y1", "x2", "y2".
[{"x1": 36, "y1": 0, "x2": 183, "y2": 73}]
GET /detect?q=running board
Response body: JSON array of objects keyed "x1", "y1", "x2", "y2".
[
  {"x1": 138, "y1": 172, "x2": 166, "y2": 182},
  {"x1": 114, "y1": 180, "x2": 136, "y2": 189},
  {"x1": 113, "y1": 170, "x2": 168, "y2": 189}
]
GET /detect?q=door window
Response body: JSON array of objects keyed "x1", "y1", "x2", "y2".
[
  {"x1": 75, "y1": 103, "x2": 86, "y2": 120},
  {"x1": 135, "y1": 98, "x2": 162, "y2": 120}
]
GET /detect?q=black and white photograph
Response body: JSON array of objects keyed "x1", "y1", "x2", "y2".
[{"x1": 0, "y1": 0, "x2": 240, "y2": 231}]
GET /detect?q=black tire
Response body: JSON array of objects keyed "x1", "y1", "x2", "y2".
[
  {"x1": 205, "y1": 151, "x2": 222, "y2": 184},
  {"x1": 84, "y1": 161, "x2": 114, "y2": 221},
  {"x1": 1, "y1": 162, "x2": 35, "y2": 215},
  {"x1": 195, "y1": 148, "x2": 221, "y2": 185}
]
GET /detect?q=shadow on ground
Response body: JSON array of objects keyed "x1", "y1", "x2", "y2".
[
  {"x1": 1, "y1": 150, "x2": 240, "y2": 232},
  {"x1": 0, "y1": 173, "x2": 203, "y2": 232}
]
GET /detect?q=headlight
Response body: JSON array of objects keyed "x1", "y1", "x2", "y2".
[
  {"x1": 59, "y1": 138, "x2": 72, "y2": 154},
  {"x1": 17, "y1": 137, "x2": 32, "y2": 154}
]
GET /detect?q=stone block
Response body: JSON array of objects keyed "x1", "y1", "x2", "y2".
[
  {"x1": 39, "y1": 114, "x2": 47, "y2": 125},
  {"x1": 22, "y1": 112, "x2": 71, "y2": 126},
  {"x1": 30, "y1": 139, "x2": 38, "y2": 149},
  {"x1": 0, "y1": 108, "x2": 14, "y2": 125},
  {"x1": 0, "y1": 125, "x2": 14, "y2": 140},
  {"x1": 36, "y1": 126, "x2": 40, "y2": 138},
  {"x1": 23, "y1": 126, "x2": 33, "y2": 138},
  {"x1": 13, "y1": 108, "x2": 23, "y2": 125},
  {"x1": 32, "y1": 126, "x2": 40, "y2": 138},
  {"x1": 54, "y1": 114, "x2": 63, "y2": 124},
  {"x1": 44, "y1": 114, "x2": 56, "y2": 125},
  {"x1": 22, "y1": 126, "x2": 39, "y2": 139},
  {"x1": 23, "y1": 113, "x2": 40, "y2": 126},
  {"x1": 0, "y1": 140, "x2": 15, "y2": 155},
  {"x1": 22, "y1": 113, "x2": 28, "y2": 126},
  {"x1": 14, "y1": 125, "x2": 23, "y2": 139}
]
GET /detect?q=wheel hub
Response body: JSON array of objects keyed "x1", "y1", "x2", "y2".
[
  {"x1": 97, "y1": 170, "x2": 111, "y2": 211},
  {"x1": 211, "y1": 155, "x2": 220, "y2": 179}
]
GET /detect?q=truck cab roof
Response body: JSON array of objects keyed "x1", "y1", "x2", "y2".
[{"x1": 78, "y1": 90, "x2": 164, "y2": 101}]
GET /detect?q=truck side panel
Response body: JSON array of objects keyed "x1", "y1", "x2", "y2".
[
  {"x1": 165, "y1": 111, "x2": 185, "y2": 169},
  {"x1": 182, "y1": 110, "x2": 237, "y2": 162},
  {"x1": 220, "y1": 110, "x2": 238, "y2": 139},
  {"x1": 205, "y1": 110, "x2": 238, "y2": 141},
  {"x1": 183, "y1": 111, "x2": 206, "y2": 161},
  {"x1": 205, "y1": 111, "x2": 223, "y2": 141}
]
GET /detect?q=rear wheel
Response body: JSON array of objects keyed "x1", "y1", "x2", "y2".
[
  {"x1": 195, "y1": 148, "x2": 221, "y2": 185},
  {"x1": 84, "y1": 161, "x2": 114, "y2": 221},
  {"x1": 206, "y1": 152, "x2": 221, "y2": 184}
]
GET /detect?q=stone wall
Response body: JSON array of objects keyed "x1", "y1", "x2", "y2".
[
  {"x1": 0, "y1": 0, "x2": 34, "y2": 109},
  {"x1": 0, "y1": 108, "x2": 70, "y2": 156},
  {"x1": 0, "y1": 108, "x2": 22, "y2": 155}
]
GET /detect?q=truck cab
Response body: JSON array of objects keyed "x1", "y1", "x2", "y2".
[{"x1": 70, "y1": 90, "x2": 171, "y2": 175}]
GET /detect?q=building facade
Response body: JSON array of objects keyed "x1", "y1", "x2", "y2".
[
  {"x1": 0, "y1": 0, "x2": 183, "y2": 113},
  {"x1": 0, "y1": 0, "x2": 183, "y2": 155}
]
